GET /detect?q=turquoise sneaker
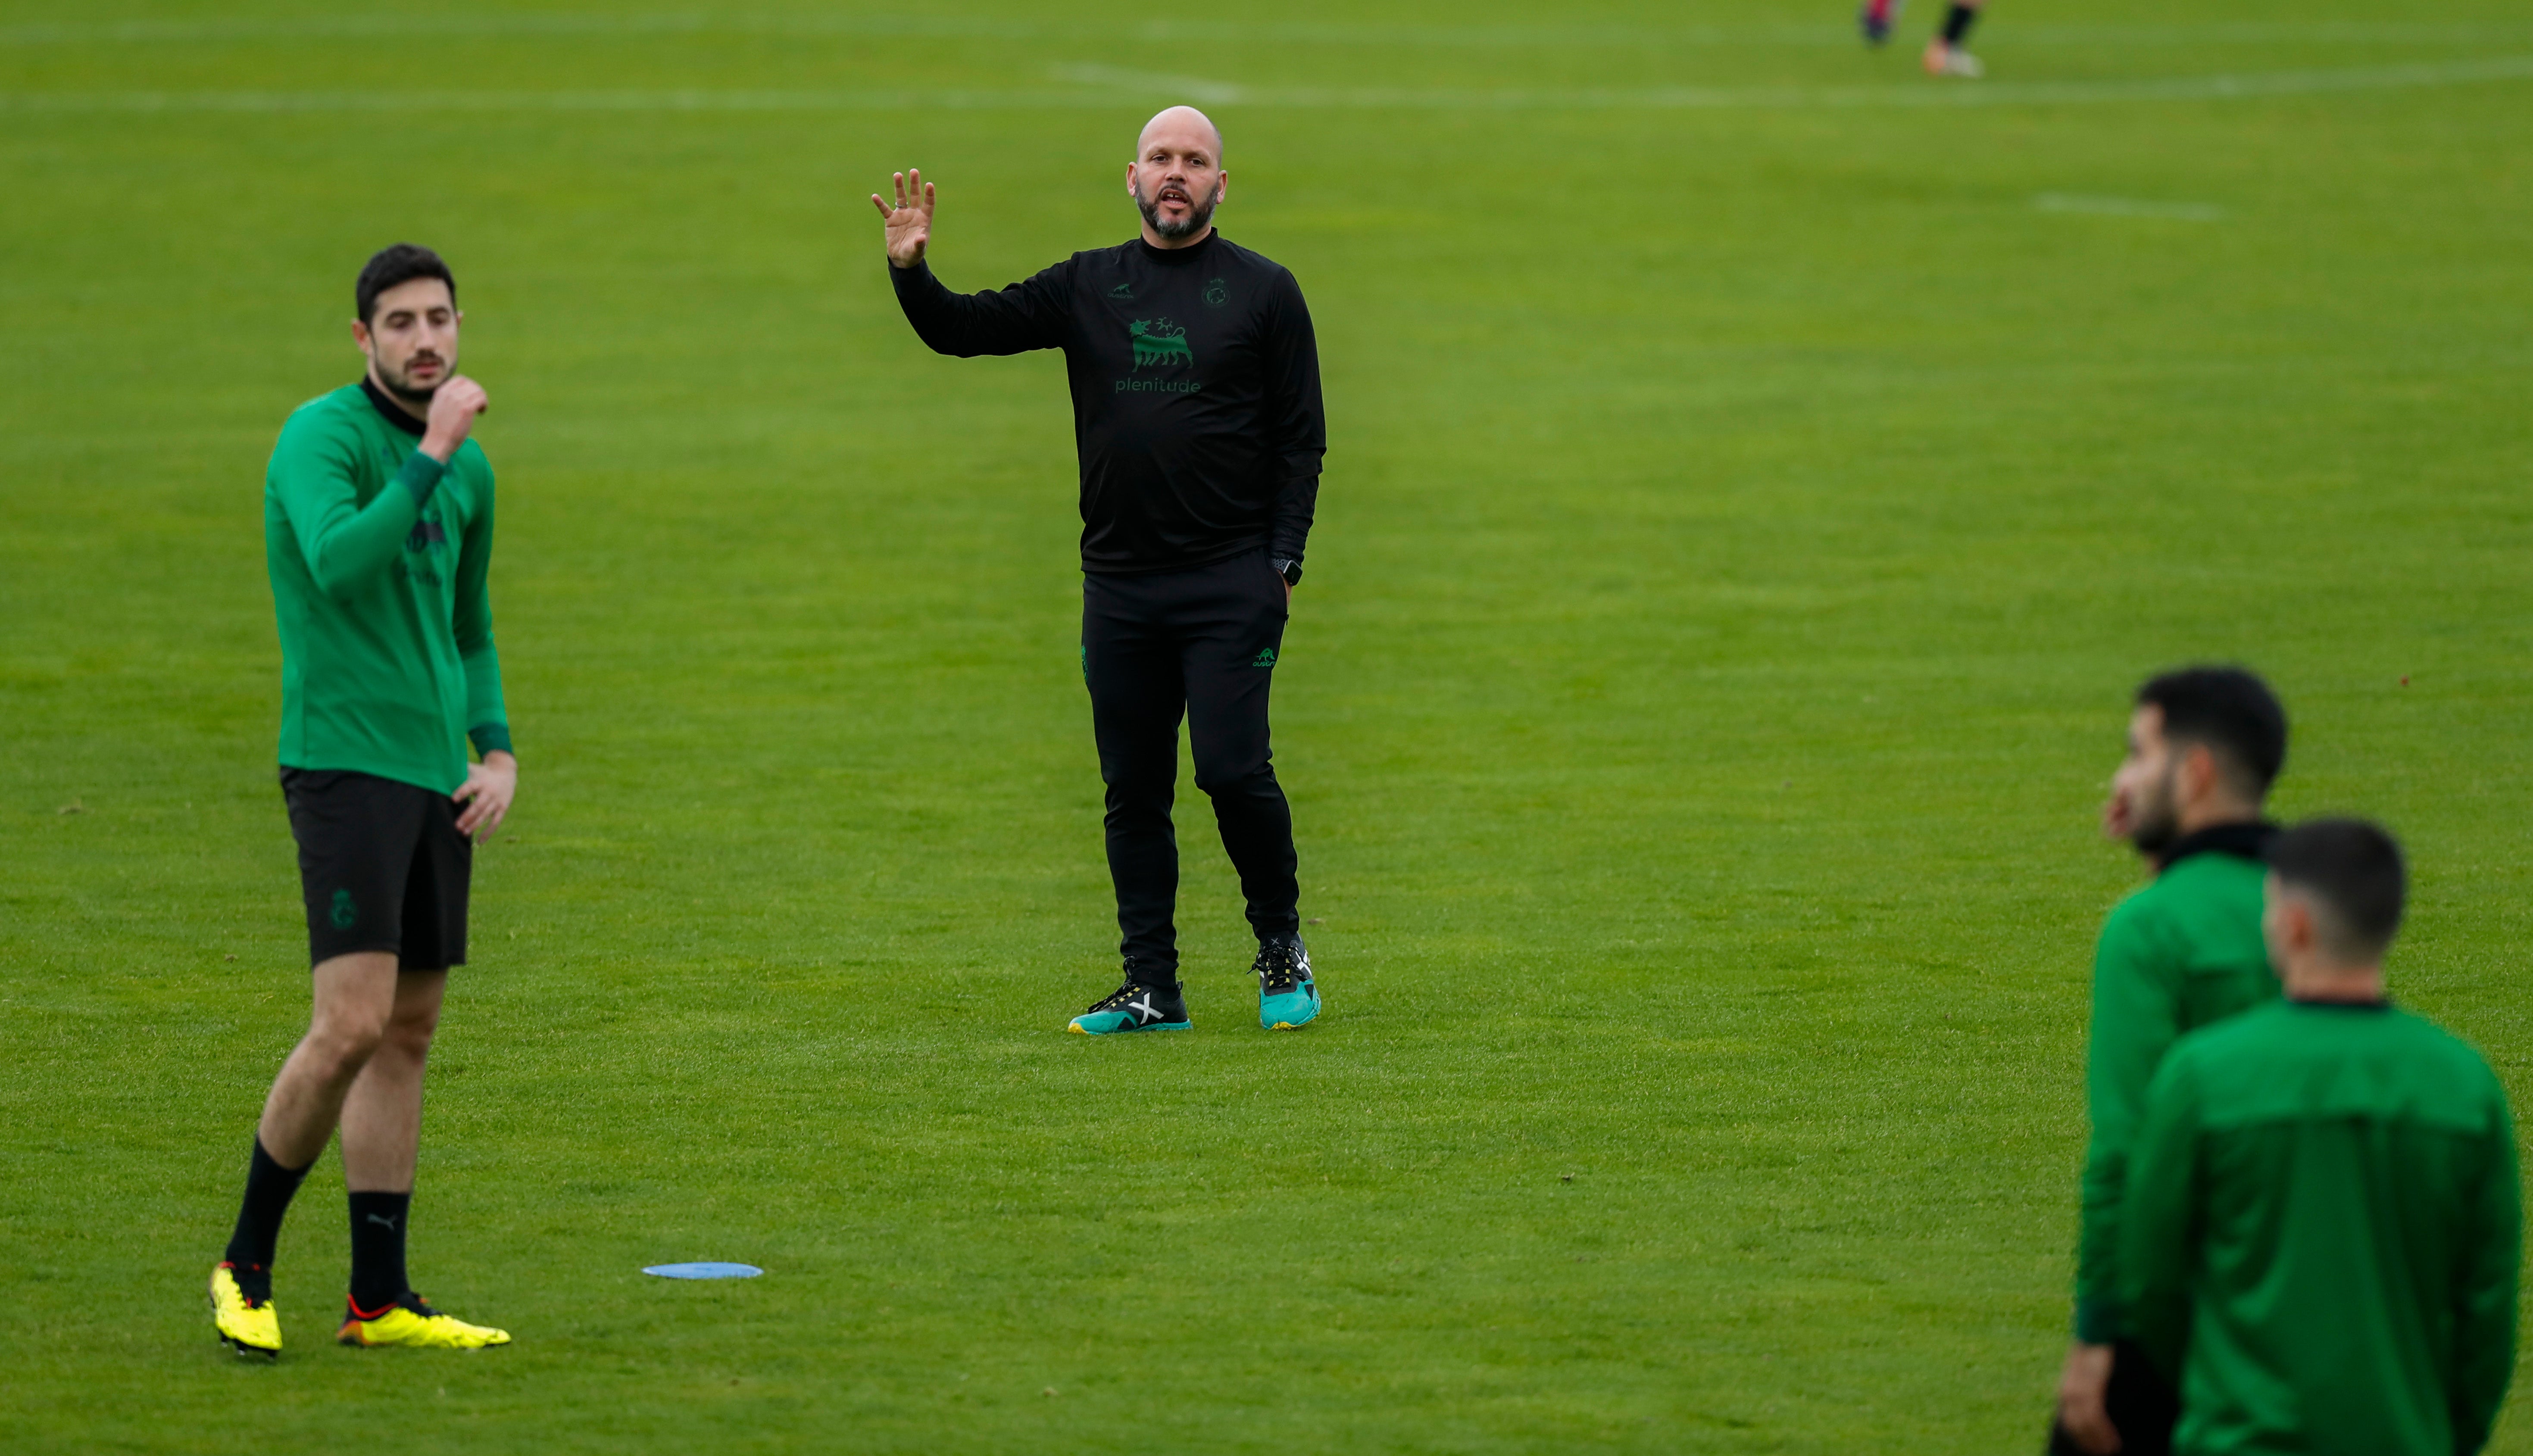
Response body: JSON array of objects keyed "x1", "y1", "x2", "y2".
[
  {"x1": 1254, "y1": 936, "x2": 1319, "y2": 1029},
  {"x1": 1067, "y1": 977, "x2": 1192, "y2": 1035}
]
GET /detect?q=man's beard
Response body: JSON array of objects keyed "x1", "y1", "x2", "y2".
[
  {"x1": 378, "y1": 355, "x2": 447, "y2": 405},
  {"x1": 2127, "y1": 765, "x2": 2183, "y2": 858},
  {"x1": 1137, "y1": 178, "x2": 1221, "y2": 240}
]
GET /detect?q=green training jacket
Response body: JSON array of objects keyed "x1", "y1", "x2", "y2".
[
  {"x1": 265, "y1": 380, "x2": 508, "y2": 795},
  {"x1": 2121, "y1": 999, "x2": 2519, "y2": 1456},
  {"x1": 2075, "y1": 824, "x2": 2279, "y2": 1344}
]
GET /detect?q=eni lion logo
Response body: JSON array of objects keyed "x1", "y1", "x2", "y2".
[{"x1": 1129, "y1": 318, "x2": 1192, "y2": 371}]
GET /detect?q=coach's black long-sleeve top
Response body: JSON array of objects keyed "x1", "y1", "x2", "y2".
[{"x1": 890, "y1": 232, "x2": 1324, "y2": 574}]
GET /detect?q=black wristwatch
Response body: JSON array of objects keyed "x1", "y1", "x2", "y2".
[{"x1": 1272, "y1": 558, "x2": 1303, "y2": 586}]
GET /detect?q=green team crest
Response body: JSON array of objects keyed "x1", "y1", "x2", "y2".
[
  {"x1": 329, "y1": 888, "x2": 357, "y2": 929},
  {"x1": 1129, "y1": 318, "x2": 1193, "y2": 370}
]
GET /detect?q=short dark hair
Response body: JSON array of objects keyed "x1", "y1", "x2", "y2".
[
  {"x1": 356, "y1": 243, "x2": 456, "y2": 325},
  {"x1": 2268, "y1": 818, "x2": 2405, "y2": 963},
  {"x1": 2136, "y1": 666, "x2": 2288, "y2": 799}
]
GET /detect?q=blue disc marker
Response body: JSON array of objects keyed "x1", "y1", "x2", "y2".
[{"x1": 643, "y1": 1262, "x2": 764, "y2": 1280}]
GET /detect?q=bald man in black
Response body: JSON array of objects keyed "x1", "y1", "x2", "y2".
[{"x1": 873, "y1": 106, "x2": 1326, "y2": 1035}]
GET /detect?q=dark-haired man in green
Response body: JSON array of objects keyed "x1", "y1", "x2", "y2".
[
  {"x1": 2122, "y1": 819, "x2": 2517, "y2": 1455},
  {"x1": 209, "y1": 243, "x2": 514, "y2": 1358},
  {"x1": 2052, "y1": 667, "x2": 2288, "y2": 1455}
]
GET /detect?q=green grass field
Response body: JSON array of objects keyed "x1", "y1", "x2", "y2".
[{"x1": 5, "y1": 1, "x2": 2532, "y2": 1450}]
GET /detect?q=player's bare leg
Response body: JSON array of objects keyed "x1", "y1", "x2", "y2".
[
  {"x1": 337, "y1": 969, "x2": 444, "y2": 1192},
  {"x1": 212, "y1": 952, "x2": 397, "y2": 1357},
  {"x1": 1924, "y1": 0, "x2": 1986, "y2": 75},
  {"x1": 259, "y1": 954, "x2": 402, "y2": 1164},
  {"x1": 324, "y1": 966, "x2": 506, "y2": 1347}
]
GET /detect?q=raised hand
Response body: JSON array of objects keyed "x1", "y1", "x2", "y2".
[{"x1": 870, "y1": 168, "x2": 936, "y2": 269}]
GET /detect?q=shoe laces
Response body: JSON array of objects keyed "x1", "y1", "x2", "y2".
[
  {"x1": 1086, "y1": 981, "x2": 1142, "y2": 1013},
  {"x1": 225, "y1": 1262, "x2": 272, "y2": 1308},
  {"x1": 1255, "y1": 941, "x2": 1306, "y2": 994}
]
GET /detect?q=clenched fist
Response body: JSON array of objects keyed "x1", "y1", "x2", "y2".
[{"x1": 421, "y1": 375, "x2": 489, "y2": 463}]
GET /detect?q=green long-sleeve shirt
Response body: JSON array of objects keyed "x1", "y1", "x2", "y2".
[
  {"x1": 265, "y1": 380, "x2": 508, "y2": 795},
  {"x1": 2121, "y1": 1000, "x2": 2519, "y2": 1456},
  {"x1": 2076, "y1": 825, "x2": 2280, "y2": 1343}
]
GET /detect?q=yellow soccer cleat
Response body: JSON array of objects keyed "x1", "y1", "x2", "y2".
[
  {"x1": 209, "y1": 1263, "x2": 281, "y2": 1359},
  {"x1": 336, "y1": 1293, "x2": 512, "y2": 1350}
]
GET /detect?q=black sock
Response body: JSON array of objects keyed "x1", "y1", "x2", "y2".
[
  {"x1": 347, "y1": 1191, "x2": 412, "y2": 1313},
  {"x1": 1941, "y1": 2, "x2": 1979, "y2": 44},
  {"x1": 223, "y1": 1136, "x2": 312, "y2": 1279}
]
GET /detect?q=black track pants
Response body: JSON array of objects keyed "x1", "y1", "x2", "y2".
[{"x1": 1083, "y1": 549, "x2": 1300, "y2": 978}]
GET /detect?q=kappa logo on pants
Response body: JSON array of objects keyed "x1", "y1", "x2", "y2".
[{"x1": 1252, "y1": 647, "x2": 1278, "y2": 668}]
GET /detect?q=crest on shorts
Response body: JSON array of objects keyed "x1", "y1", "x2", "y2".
[
  {"x1": 329, "y1": 889, "x2": 358, "y2": 929},
  {"x1": 1129, "y1": 318, "x2": 1192, "y2": 371}
]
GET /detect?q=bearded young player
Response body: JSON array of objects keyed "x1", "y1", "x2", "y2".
[
  {"x1": 208, "y1": 244, "x2": 515, "y2": 1357},
  {"x1": 872, "y1": 106, "x2": 1326, "y2": 1035},
  {"x1": 2049, "y1": 667, "x2": 2289, "y2": 1455}
]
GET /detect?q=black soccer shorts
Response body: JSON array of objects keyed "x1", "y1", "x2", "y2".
[{"x1": 280, "y1": 768, "x2": 471, "y2": 970}]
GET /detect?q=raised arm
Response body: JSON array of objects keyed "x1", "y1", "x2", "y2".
[
  {"x1": 273, "y1": 376, "x2": 490, "y2": 600},
  {"x1": 872, "y1": 168, "x2": 1070, "y2": 358},
  {"x1": 271, "y1": 420, "x2": 424, "y2": 601},
  {"x1": 1263, "y1": 268, "x2": 1326, "y2": 571}
]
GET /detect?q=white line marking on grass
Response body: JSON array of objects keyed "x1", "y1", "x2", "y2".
[
  {"x1": 1051, "y1": 65, "x2": 1247, "y2": 106},
  {"x1": 0, "y1": 88, "x2": 1073, "y2": 114},
  {"x1": 2033, "y1": 193, "x2": 2227, "y2": 221},
  {"x1": 4, "y1": 16, "x2": 2530, "y2": 49},
  {"x1": 3, "y1": 56, "x2": 2529, "y2": 115}
]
